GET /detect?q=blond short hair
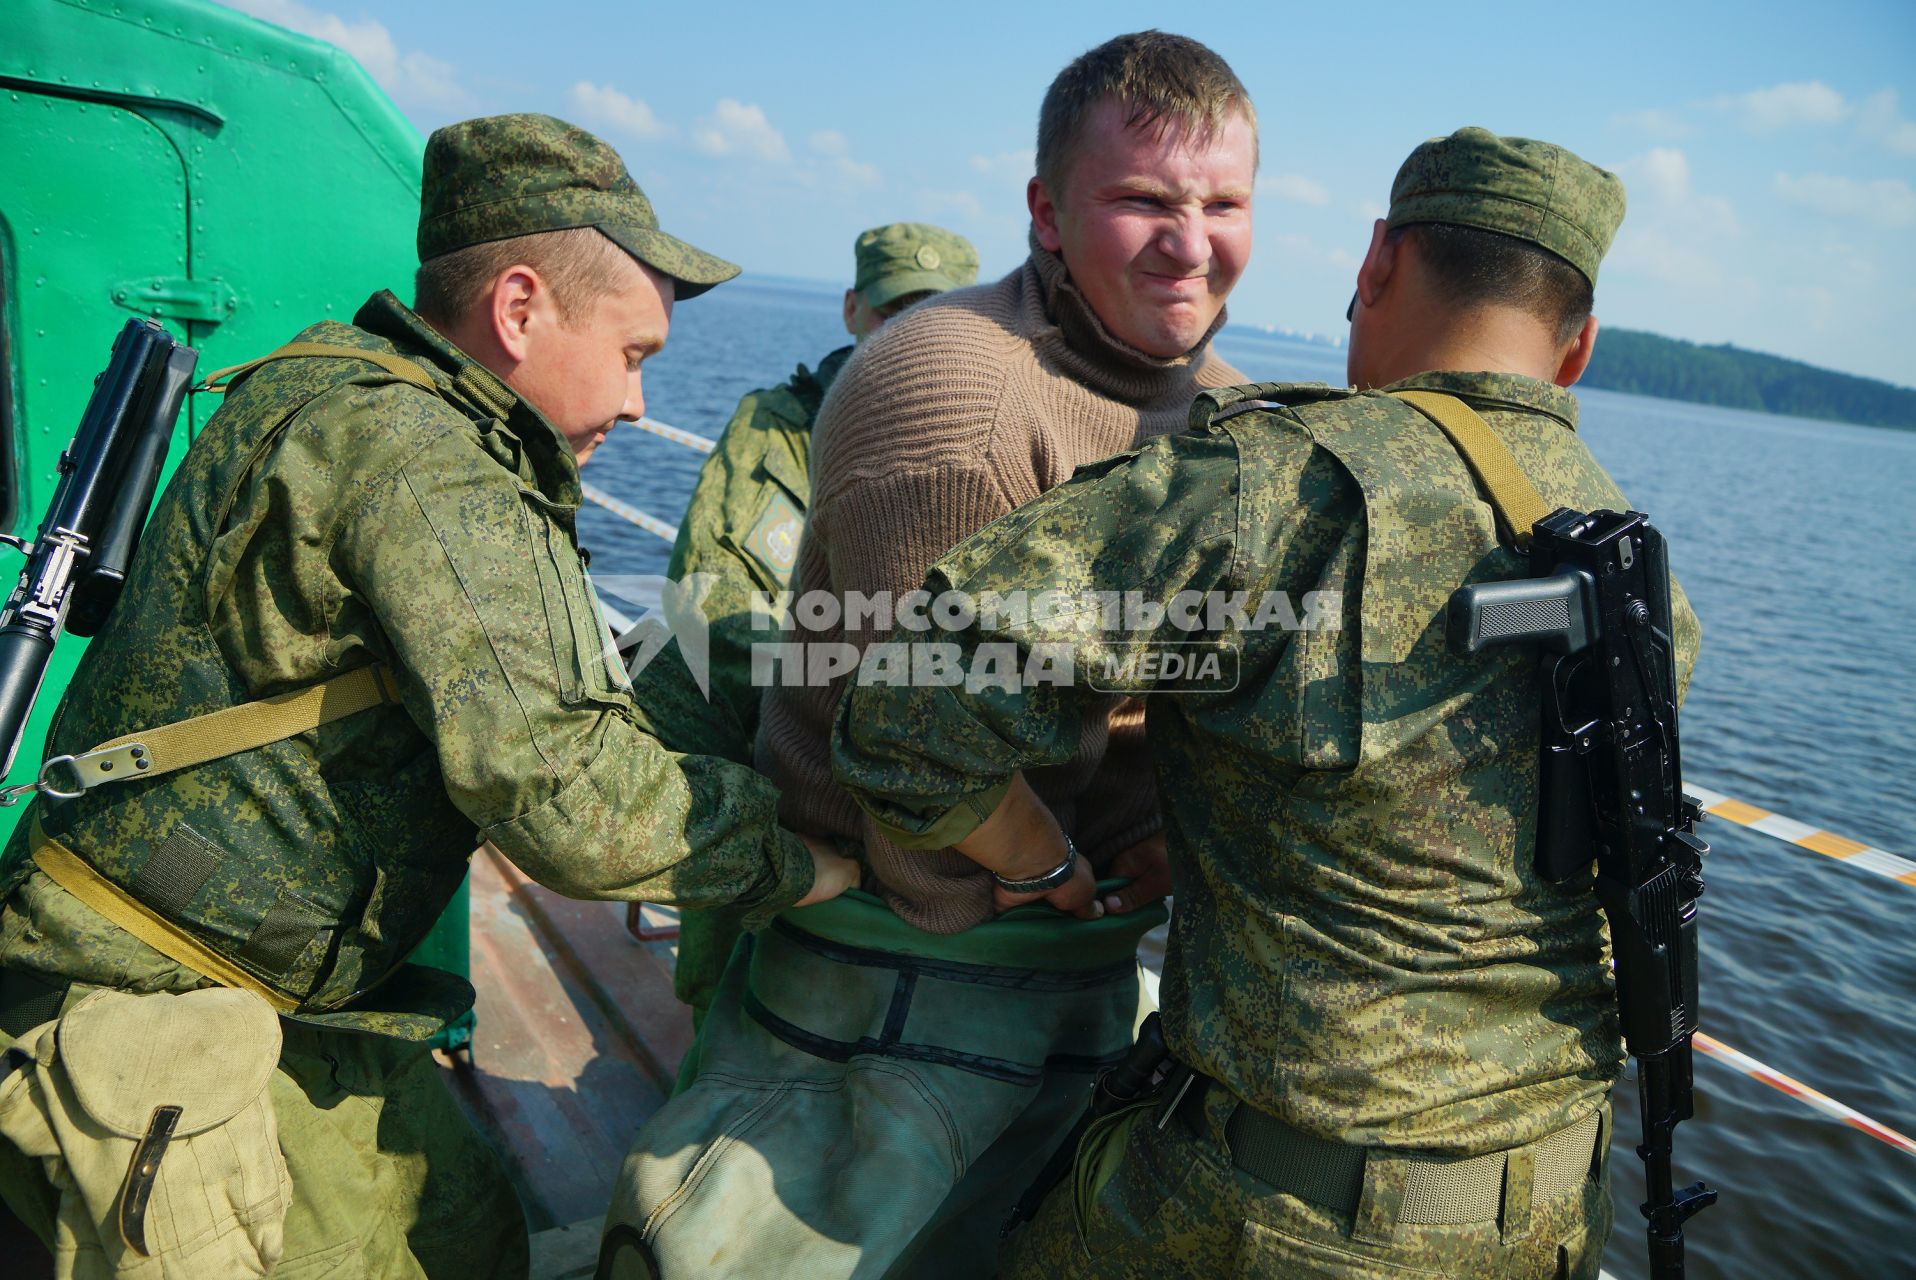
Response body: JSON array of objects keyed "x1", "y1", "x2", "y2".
[
  {"x1": 413, "y1": 226, "x2": 631, "y2": 325},
  {"x1": 1036, "y1": 31, "x2": 1257, "y2": 198}
]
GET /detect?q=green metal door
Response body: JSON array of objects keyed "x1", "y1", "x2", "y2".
[
  {"x1": 1, "y1": 0, "x2": 470, "y2": 1047},
  {"x1": 0, "y1": 90, "x2": 192, "y2": 800}
]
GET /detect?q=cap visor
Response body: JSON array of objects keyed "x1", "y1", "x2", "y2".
[
  {"x1": 860, "y1": 271, "x2": 964, "y2": 310},
  {"x1": 603, "y1": 224, "x2": 741, "y2": 299}
]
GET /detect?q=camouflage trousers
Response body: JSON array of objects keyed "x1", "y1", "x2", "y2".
[
  {"x1": 603, "y1": 889, "x2": 1164, "y2": 1280},
  {"x1": 0, "y1": 870, "x2": 528, "y2": 1280},
  {"x1": 1003, "y1": 1084, "x2": 1614, "y2": 1280},
  {"x1": 1, "y1": 1003, "x2": 528, "y2": 1279}
]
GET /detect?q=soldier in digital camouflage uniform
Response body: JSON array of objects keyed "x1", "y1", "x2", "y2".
[
  {"x1": 0, "y1": 114, "x2": 855, "y2": 1279},
  {"x1": 831, "y1": 127, "x2": 1703, "y2": 1278},
  {"x1": 642, "y1": 223, "x2": 977, "y2": 1038}
]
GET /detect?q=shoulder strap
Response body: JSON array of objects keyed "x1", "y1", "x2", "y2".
[
  {"x1": 46, "y1": 664, "x2": 402, "y2": 796},
  {"x1": 1388, "y1": 390, "x2": 1551, "y2": 548},
  {"x1": 199, "y1": 342, "x2": 438, "y2": 395}
]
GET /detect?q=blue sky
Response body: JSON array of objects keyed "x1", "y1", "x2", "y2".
[{"x1": 226, "y1": 0, "x2": 1916, "y2": 387}]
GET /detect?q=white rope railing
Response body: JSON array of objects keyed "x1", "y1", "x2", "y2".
[
  {"x1": 627, "y1": 416, "x2": 716, "y2": 453},
  {"x1": 579, "y1": 480, "x2": 678, "y2": 543}
]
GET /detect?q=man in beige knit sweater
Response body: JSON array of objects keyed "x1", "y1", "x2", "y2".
[{"x1": 601, "y1": 32, "x2": 1255, "y2": 1280}]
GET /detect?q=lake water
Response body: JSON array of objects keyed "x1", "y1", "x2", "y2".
[{"x1": 578, "y1": 276, "x2": 1915, "y2": 1280}]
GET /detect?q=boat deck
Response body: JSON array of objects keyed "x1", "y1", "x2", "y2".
[{"x1": 441, "y1": 845, "x2": 691, "y2": 1280}]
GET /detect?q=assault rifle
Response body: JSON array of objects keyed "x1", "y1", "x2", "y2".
[
  {"x1": 1449, "y1": 506, "x2": 1715, "y2": 1280},
  {"x1": 0, "y1": 319, "x2": 198, "y2": 785}
]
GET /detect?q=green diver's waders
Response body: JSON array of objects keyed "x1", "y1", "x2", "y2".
[{"x1": 601, "y1": 887, "x2": 1165, "y2": 1280}]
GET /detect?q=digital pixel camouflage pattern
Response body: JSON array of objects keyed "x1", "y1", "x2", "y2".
[
  {"x1": 632, "y1": 345, "x2": 849, "y2": 1030},
  {"x1": 1387, "y1": 127, "x2": 1626, "y2": 287},
  {"x1": 0, "y1": 290, "x2": 816, "y2": 1042},
  {"x1": 834, "y1": 372, "x2": 1700, "y2": 1275},
  {"x1": 642, "y1": 346, "x2": 853, "y2": 758},
  {"x1": 418, "y1": 113, "x2": 739, "y2": 295},
  {"x1": 852, "y1": 223, "x2": 980, "y2": 307}
]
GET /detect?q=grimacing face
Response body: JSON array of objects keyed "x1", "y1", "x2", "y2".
[
  {"x1": 508, "y1": 252, "x2": 675, "y2": 463},
  {"x1": 1030, "y1": 99, "x2": 1257, "y2": 359}
]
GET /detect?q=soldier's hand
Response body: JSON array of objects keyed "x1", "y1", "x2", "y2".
[
  {"x1": 1102, "y1": 832, "x2": 1172, "y2": 914},
  {"x1": 794, "y1": 835, "x2": 861, "y2": 907},
  {"x1": 992, "y1": 853, "x2": 1102, "y2": 920}
]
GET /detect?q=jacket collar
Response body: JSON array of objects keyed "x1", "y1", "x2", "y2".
[
  {"x1": 1383, "y1": 368, "x2": 1580, "y2": 433},
  {"x1": 353, "y1": 291, "x2": 582, "y2": 505}
]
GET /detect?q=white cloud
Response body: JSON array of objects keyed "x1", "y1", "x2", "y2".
[
  {"x1": 693, "y1": 99, "x2": 789, "y2": 164},
  {"x1": 223, "y1": 0, "x2": 464, "y2": 108},
  {"x1": 1258, "y1": 173, "x2": 1330, "y2": 206},
  {"x1": 1635, "y1": 147, "x2": 1691, "y2": 204},
  {"x1": 1774, "y1": 173, "x2": 1916, "y2": 229},
  {"x1": 1356, "y1": 198, "x2": 1387, "y2": 221},
  {"x1": 1606, "y1": 227, "x2": 1730, "y2": 291},
  {"x1": 1858, "y1": 90, "x2": 1916, "y2": 157},
  {"x1": 1711, "y1": 80, "x2": 1851, "y2": 131},
  {"x1": 971, "y1": 150, "x2": 1035, "y2": 180},
  {"x1": 569, "y1": 82, "x2": 670, "y2": 140},
  {"x1": 918, "y1": 190, "x2": 984, "y2": 221},
  {"x1": 1612, "y1": 108, "x2": 1691, "y2": 137},
  {"x1": 1619, "y1": 148, "x2": 1738, "y2": 237},
  {"x1": 809, "y1": 130, "x2": 880, "y2": 188}
]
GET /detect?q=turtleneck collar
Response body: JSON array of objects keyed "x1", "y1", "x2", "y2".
[{"x1": 1025, "y1": 232, "x2": 1227, "y2": 406}]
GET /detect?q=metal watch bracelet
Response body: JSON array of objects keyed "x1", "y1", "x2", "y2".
[{"x1": 990, "y1": 834, "x2": 1079, "y2": 895}]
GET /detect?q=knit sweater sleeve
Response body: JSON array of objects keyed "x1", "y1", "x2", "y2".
[{"x1": 798, "y1": 305, "x2": 1033, "y2": 930}]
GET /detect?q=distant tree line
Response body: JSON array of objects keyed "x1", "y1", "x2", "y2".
[{"x1": 1582, "y1": 329, "x2": 1916, "y2": 430}]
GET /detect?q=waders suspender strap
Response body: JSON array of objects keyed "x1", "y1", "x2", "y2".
[
  {"x1": 1389, "y1": 390, "x2": 1552, "y2": 548},
  {"x1": 198, "y1": 342, "x2": 438, "y2": 395}
]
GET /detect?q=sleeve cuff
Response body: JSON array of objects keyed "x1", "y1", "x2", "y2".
[{"x1": 862, "y1": 778, "x2": 1014, "y2": 851}]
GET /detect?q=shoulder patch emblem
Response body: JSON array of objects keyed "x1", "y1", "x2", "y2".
[{"x1": 743, "y1": 490, "x2": 804, "y2": 583}]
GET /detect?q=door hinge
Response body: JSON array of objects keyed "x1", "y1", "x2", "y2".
[{"x1": 112, "y1": 276, "x2": 238, "y2": 324}]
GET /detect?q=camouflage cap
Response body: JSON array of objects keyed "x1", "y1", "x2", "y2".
[
  {"x1": 853, "y1": 223, "x2": 980, "y2": 308},
  {"x1": 418, "y1": 113, "x2": 740, "y2": 298},
  {"x1": 1386, "y1": 127, "x2": 1625, "y2": 287}
]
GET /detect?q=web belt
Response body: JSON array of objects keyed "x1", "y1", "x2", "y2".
[{"x1": 1222, "y1": 1099, "x2": 1603, "y2": 1226}]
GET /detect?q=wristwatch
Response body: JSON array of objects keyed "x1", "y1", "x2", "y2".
[{"x1": 990, "y1": 834, "x2": 1079, "y2": 894}]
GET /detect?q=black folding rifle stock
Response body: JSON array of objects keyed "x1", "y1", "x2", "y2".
[
  {"x1": 0, "y1": 318, "x2": 198, "y2": 784},
  {"x1": 1449, "y1": 506, "x2": 1715, "y2": 1279}
]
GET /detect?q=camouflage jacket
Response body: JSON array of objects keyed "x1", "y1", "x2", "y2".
[
  {"x1": 834, "y1": 371, "x2": 1702, "y2": 1153},
  {"x1": 633, "y1": 347, "x2": 851, "y2": 763},
  {"x1": 0, "y1": 292, "x2": 814, "y2": 1038}
]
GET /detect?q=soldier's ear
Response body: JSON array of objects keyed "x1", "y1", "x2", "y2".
[
  {"x1": 490, "y1": 265, "x2": 544, "y2": 362},
  {"x1": 1554, "y1": 315, "x2": 1600, "y2": 388},
  {"x1": 1354, "y1": 219, "x2": 1394, "y2": 313}
]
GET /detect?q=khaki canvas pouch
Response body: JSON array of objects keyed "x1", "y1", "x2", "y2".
[{"x1": 0, "y1": 987, "x2": 291, "y2": 1278}]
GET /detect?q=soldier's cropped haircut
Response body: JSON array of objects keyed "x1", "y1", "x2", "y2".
[
  {"x1": 413, "y1": 227, "x2": 631, "y2": 327},
  {"x1": 1036, "y1": 30, "x2": 1257, "y2": 198},
  {"x1": 1390, "y1": 223, "x2": 1595, "y2": 346}
]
